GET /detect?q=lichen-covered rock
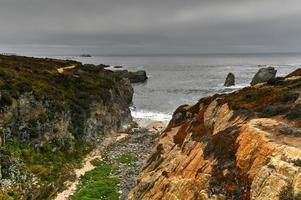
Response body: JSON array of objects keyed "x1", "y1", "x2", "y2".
[{"x1": 129, "y1": 69, "x2": 301, "y2": 200}]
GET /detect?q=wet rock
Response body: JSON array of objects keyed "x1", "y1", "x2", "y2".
[
  {"x1": 251, "y1": 66, "x2": 277, "y2": 86},
  {"x1": 224, "y1": 73, "x2": 235, "y2": 87},
  {"x1": 114, "y1": 66, "x2": 123, "y2": 69}
]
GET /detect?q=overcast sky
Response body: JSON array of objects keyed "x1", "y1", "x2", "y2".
[{"x1": 1, "y1": 0, "x2": 301, "y2": 55}]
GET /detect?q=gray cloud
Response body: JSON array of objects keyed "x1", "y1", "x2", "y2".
[{"x1": 1, "y1": 0, "x2": 301, "y2": 55}]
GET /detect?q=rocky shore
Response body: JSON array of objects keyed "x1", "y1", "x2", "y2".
[
  {"x1": 56, "y1": 118, "x2": 165, "y2": 200},
  {"x1": 1, "y1": 54, "x2": 301, "y2": 200},
  {"x1": 129, "y1": 68, "x2": 301, "y2": 200}
]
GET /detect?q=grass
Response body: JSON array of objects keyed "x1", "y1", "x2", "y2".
[
  {"x1": 1, "y1": 138, "x2": 93, "y2": 199},
  {"x1": 71, "y1": 159, "x2": 120, "y2": 200},
  {"x1": 117, "y1": 154, "x2": 138, "y2": 165},
  {"x1": 0, "y1": 55, "x2": 124, "y2": 198}
]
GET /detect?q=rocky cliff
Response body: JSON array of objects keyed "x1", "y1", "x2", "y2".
[
  {"x1": 0, "y1": 55, "x2": 134, "y2": 199},
  {"x1": 129, "y1": 69, "x2": 301, "y2": 200}
]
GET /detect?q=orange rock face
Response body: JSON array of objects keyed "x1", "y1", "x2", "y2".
[{"x1": 129, "y1": 74, "x2": 301, "y2": 200}]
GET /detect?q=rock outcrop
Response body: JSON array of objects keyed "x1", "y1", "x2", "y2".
[
  {"x1": 251, "y1": 66, "x2": 277, "y2": 86},
  {"x1": 287, "y1": 68, "x2": 301, "y2": 78},
  {"x1": 129, "y1": 69, "x2": 301, "y2": 200},
  {"x1": 0, "y1": 55, "x2": 134, "y2": 199},
  {"x1": 224, "y1": 73, "x2": 235, "y2": 87},
  {"x1": 114, "y1": 70, "x2": 148, "y2": 83}
]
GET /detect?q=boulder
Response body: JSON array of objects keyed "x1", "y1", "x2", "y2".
[
  {"x1": 224, "y1": 73, "x2": 235, "y2": 87},
  {"x1": 128, "y1": 70, "x2": 148, "y2": 83},
  {"x1": 114, "y1": 70, "x2": 148, "y2": 83},
  {"x1": 251, "y1": 67, "x2": 277, "y2": 86}
]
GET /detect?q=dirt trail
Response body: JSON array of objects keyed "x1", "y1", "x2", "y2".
[
  {"x1": 57, "y1": 65, "x2": 76, "y2": 73},
  {"x1": 55, "y1": 133, "x2": 121, "y2": 200},
  {"x1": 55, "y1": 119, "x2": 165, "y2": 200}
]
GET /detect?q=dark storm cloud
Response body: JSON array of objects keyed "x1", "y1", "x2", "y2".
[{"x1": 1, "y1": 0, "x2": 301, "y2": 54}]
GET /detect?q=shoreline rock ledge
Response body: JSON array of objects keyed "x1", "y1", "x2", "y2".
[
  {"x1": 224, "y1": 72, "x2": 235, "y2": 87},
  {"x1": 115, "y1": 70, "x2": 148, "y2": 83},
  {"x1": 251, "y1": 66, "x2": 277, "y2": 86}
]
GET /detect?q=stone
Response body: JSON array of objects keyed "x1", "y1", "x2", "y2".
[
  {"x1": 128, "y1": 70, "x2": 148, "y2": 83},
  {"x1": 286, "y1": 104, "x2": 301, "y2": 119},
  {"x1": 114, "y1": 70, "x2": 148, "y2": 83},
  {"x1": 251, "y1": 66, "x2": 277, "y2": 86},
  {"x1": 224, "y1": 73, "x2": 235, "y2": 87},
  {"x1": 129, "y1": 72, "x2": 301, "y2": 200}
]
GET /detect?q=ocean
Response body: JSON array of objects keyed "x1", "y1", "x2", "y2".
[{"x1": 49, "y1": 53, "x2": 301, "y2": 122}]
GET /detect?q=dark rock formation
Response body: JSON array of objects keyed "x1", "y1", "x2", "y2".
[
  {"x1": 114, "y1": 70, "x2": 148, "y2": 83},
  {"x1": 129, "y1": 70, "x2": 148, "y2": 83},
  {"x1": 251, "y1": 66, "x2": 277, "y2": 86},
  {"x1": 114, "y1": 65, "x2": 123, "y2": 69},
  {"x1": 97, "y1": 64, "x2": 110, "y2": 69},
  {"x1": 224, "y1": 72, "x2": 235, "y2": 87},
  {"x1": 80, "y1": 54, "x2": 92, "y2": 57}
]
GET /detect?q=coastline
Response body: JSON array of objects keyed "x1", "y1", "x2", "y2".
[
  {"x1": 133, "y1": 117, "x2": 167, "y2": 133},
  {"x1": 55, "y1": 116, "x2": 167, "y2": 200}
]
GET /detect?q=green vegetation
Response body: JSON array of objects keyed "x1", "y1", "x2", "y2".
[
  {"x1": 71, "y1": 159, "x2": 120, "y2": 200},
  {"x1": 0, "y1": 55, "x2": 128, "y2": 199},
  {"x1": 1, "y1": 138, "x2": 93, "y2": 199},
  {"x1": 0, "y1": 55, "x2": 116, "y2": 109},
  {"x1": 117, "y1": 154, "x2": 138, "y2": 165}
]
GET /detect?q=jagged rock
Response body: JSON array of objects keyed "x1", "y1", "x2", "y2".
[
  {"x1": 224, "y1": 73, "x2": 235, "y2": 87},
  {"x1": 114, "y1": 70, "x2": 148, "y2": 83},
  {"x1": 129, "y1": 70, "x2": 301, "y2": 200},
  {"x1": 251, "y1": 66, "x2": 277, "y2": 86},
  {"x1": 128, "y1": 70, "x2": 148, "y2": 83}
]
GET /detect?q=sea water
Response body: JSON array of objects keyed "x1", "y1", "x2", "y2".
[{"x1": 50, "y1": 53, "x2": 301, "y2": 122}]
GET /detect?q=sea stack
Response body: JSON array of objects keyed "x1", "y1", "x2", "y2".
[
  {"x1": 251, "y1": 66, "x2": 277, "y2": 86},
  {"x1": 224, "y1": 72, "x2": 235, "y2": 87}
]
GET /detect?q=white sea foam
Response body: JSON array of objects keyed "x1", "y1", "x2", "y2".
[
  {"x1": 131, "y1": 109, "x2": 172, "y2": 122},
  {"x1": 222, "y1": 84, "x2": 249, "y2": 89}
]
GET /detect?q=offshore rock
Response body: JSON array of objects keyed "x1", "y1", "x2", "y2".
[
  {"x1": 114, "y1": 70, "x2": 148, "y2": 83},
  {"x1": 224, "y1": 73, "x2": 235, "y2": 87},
  {"x1": 251, "y1": 66, "x2": 277, "y2": 86}
]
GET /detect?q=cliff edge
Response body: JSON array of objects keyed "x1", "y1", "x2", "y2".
[
  {"x1": 0, "y1": 55, "x2": 134, "y2": 199},
  {"x1": 129, "y1": 69, "x2": 301, "y2": 200}
]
